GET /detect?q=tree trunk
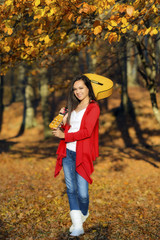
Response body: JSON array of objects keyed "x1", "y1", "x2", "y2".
[
  {"x1": 149, "y1": 86, "x2": 160, "y2": 123},
  {"x1": 16, "y1": 65, "x2": 27, "y2": 136},
  {"x1": 127, "y1": 41, "x2": 138, "y2": 86},
  {"x1": 40, "y1": 68, "x2": 51, "y2": 138},
  {"x1": 25, "y1": 71, "x2": 37, "y2": 128},
  {"x1": 10, "y1": 68, "x2": 16, "y2": 104},
  {"x1": 121, "y1": 37, "x2": 129, "y2": 114},
  {"x1": 0, "y1": 75, "x2": 4, "y2": 132},
  {"x1": 136, "y1": 36, "x2": 160, "y2": 124}
]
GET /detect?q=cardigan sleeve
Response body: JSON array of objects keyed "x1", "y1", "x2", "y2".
[{"x1": 65, "y1": 104, "x2": 100, "y2": 142}]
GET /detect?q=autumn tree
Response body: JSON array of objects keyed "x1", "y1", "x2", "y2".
[{"x1": 0, "y1": 0, "x2": 160, "y2": 124}]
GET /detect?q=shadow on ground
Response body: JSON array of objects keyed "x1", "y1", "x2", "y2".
[
  {"x1": 56, "y1": 224, "x2": 109, "y2": 240},
  {"x1": 0, "y1": 220, "x2": 9, "y2": 240}
]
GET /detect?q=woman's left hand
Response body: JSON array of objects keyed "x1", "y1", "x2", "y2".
[{"x1": 52, "y1": 128, "x2": 65, "y2": 139}]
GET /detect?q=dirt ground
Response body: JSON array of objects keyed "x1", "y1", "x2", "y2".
[{"x1": 0, "y1": 86, "x2": 160, "y2": 240}]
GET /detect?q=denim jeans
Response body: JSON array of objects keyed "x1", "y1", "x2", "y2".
[{"x1": 62, "y1": 148, "x2": 89, "y2": 215}]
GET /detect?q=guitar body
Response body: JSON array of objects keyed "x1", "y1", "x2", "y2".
[{"x1": 84, "y1": 73, "x2": 113, "y2": 100}]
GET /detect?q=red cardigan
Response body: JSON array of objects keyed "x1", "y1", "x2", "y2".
[{"x1": 54, "y1": 101, "x2": 100, "y2": 184}]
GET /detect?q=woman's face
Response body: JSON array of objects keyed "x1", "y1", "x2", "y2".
[{"x1": 73, "y1": 80, "x2": 89, "y2": 102}]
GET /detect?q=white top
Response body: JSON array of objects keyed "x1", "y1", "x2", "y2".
[{"x1": 66, "y1": 108, "x2": 86, "y2": 152}]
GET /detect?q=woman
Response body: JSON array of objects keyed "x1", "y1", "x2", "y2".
[{"x1": 52, "y1": 75, "x2": 100, "y2": 237}]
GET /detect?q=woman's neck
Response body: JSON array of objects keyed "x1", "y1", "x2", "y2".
[{"x1": 75, "y1": 97, "x2": 90, "y2": 112}]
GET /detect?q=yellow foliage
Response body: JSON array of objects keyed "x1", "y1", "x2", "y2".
[
  {"x1": 76, "y1": 16, "x2": 81, "y2": 25},
  {"x1": 126, "y1": 5, "x2": 134, "y2": 17},
  {"x1": 37, "y1": 28, "x2": 42, "y2": 34},
  {"x1": 48, "y1": 8, "x2": 56, "y2": 17},
  {"x1": 68, "y1": 13, "x2": 73, "y2": 21},
  {"x1": 35, "y1": 0, "x2": 41, "y2": 7},
  {"x1": 4, "y1": 46, "x2": 11, "y2": 52},
  {"x1": 94, "y1": 25, "x2": 102, "y2": 35},
  {"x1": 44, "y1": 35, "x2": 51, "y2": 44},
  {"x1": 45, "y1": 0, "x2": 52, "y2": 5},
  {"x1": 69, "y1": 42, "x2": 76, "y2": 48},
  {"x1": 121, "y1": 17, "x2": 127, "y2": 25},
  {"x1": 104, "y1": 32, "x2": 109, "y2": 40},
  {"x1": 150, "y1": 28, "x2": 158, "y2": 36},
  {"x1": 108, "y1": 32, "x2": 118, "y2": 44},
  {"x1": 154, "y1": 17, "x2": 160, "y2": 25},
  {"x1": 107, "y1": 25, "x2": 113, "y2": 31},
  {"x1": 7, "y1": 28, "x2": 13, "y2": 35},
  {"x1": 133, "y1": 25, "x2": 138, "y2": 32},
  {"x1": 5, "y1": 0, "x2": 13, "y2": 6},
  {"x1": 121, "y1": 27, "x2": 127, "y2": 34},
  {"x1": 110, "y1": 20, "x2": 117, "y2": 27},
  {"x1": 144, "y1": 27, "x2": 151, "y2": 35}
]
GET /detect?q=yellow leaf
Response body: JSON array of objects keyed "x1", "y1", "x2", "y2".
[
  {"x1": 5, "y1": 0, "x2": 13, "y2": 6},
  {"x1": 121, "y1": 27, "x2": 127, "y2": 33},
  {"x1": 76, "y1": 16, "x2": 81, "y2": 25},
  {"x1": 133, "y1": 25, "x2": 138, "y2": 32},
  {"x1": 37, "y1": 28, "x2": 42, "y2": 34},
  {"x1": 21, "y1": 53, "x2": 28, "y2": 59},
  {"x1": 126, "y1": 5, "x2": 134, "y2": 17},
  {"x1": 68, "y1": 13, "x2": 73, "y2": 21},
  {"x1": 121, "y1": 17, "x2": 127, "y2": 24},
  {"x1": 108, "y1": 25, "x2": 113, "y2": 30},
  {"x1": 108, "y1": 32, "x2": 118, "y2": 44},
  {"x1": 24, "y1": 38, "x2": 29, "y2": 47},
  {"x1": 104, "y1": 32, "x2": 109, "y2": 40},
  {"x1": 69, "y1": 42, "x2": 76, "y2": 48},
  {"x1": 110, "y1": 20, "x2": 117, "y2": 27},
  {"x1": 90, "y1": 5, "x2": 96, "y2": 12},
  {"x1": 145, "y1": 27, "x2": 151, "y2": 35},
  {"x1": 45, "y1": 0, "x2": 51, "y2": 5},
  {"x1": 150, "y1": 28, "x2": 158, "y2": 36},
  {"x1": 7, "y1": 28, "x2": 13, "y2": 35},
  {"x1": 44, "y1": 35, "x2": 51, "y2": 44},
  {"x1": 94, "y1": 25, "x2": 102, "y2": 35},
  {"x1": 4, "y1": 46, "x2": 10, "y2": 52},
  {"x1": 48, "y1": 8, "x2": 56, "y2": 17},
  {"x1": 35, "y1": 0, "x2": 40, "y2": 7},
  {"x1": 60, "y1": 32, "x2": 66, "y2": 39},
  {"x1": 154, "y1": 17, "x2": 159, "y2": 25}
]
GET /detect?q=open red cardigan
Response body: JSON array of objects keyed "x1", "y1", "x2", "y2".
[{"x1": 54, "y1": 101, "x2": 100, "y2": 184}]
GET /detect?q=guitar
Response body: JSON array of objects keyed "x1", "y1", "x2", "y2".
[
  {"x1": 84, "y1": 73, "x2": 113, "y2": 100},
  {"x1": 49, "y1": 74, "x2": 113, "y2": 129}
]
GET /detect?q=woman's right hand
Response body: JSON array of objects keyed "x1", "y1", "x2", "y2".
[
  {"x1": 60, "y1": 107, "x2": 68, "y2": 125},
  {"x1": 59, "y1": 107, "x2": 66, "y2": 114}
]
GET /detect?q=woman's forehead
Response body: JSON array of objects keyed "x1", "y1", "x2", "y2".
[{"x1": 73, "y1": 79, "x2": 85, "y2": 87}]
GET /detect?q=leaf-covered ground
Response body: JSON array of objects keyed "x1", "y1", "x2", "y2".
[{"x1": 0, "y1": 87, "x2": 160, "y2": 240}]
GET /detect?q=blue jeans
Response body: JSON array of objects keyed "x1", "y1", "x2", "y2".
[{"x1": 62, "y1": 149, "x2": 89, "y2": 215}]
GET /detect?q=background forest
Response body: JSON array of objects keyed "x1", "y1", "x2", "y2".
[{"x1": 0, "y1": 0, "x2": 160, "y2": 239}]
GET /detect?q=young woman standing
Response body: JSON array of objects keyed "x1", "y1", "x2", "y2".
[{"x1": 52, "y1": 75, "x2": 100, "y2": 237}]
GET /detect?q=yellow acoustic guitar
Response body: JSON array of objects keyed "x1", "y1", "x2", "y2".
[
  {"x1": 49, "y1": 74, "x2": 113, "y2": 129},
  {"x1": 84, "y1": 73, "x2": 113, "y2": 100}
]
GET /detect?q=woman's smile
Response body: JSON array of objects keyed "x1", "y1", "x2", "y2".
[{"x1": 73, "y1": 80, "x2": 89, "y2": 102}]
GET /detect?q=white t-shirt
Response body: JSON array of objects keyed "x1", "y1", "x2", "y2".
[{"x1": 66, "y1": 108, "x2": 86, "y2": 152}]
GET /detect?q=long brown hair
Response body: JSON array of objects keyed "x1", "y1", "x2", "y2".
[{"x1": 67, "y1": 75, "x2": 96, "y2": 124}]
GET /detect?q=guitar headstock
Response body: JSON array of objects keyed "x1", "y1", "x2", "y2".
[
  {"x1": 49, "y1": 114, "x2": 64, "y2": 129},
  {"x1": 49, "y1": 107, "x2": 68, "y2": 129}
]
